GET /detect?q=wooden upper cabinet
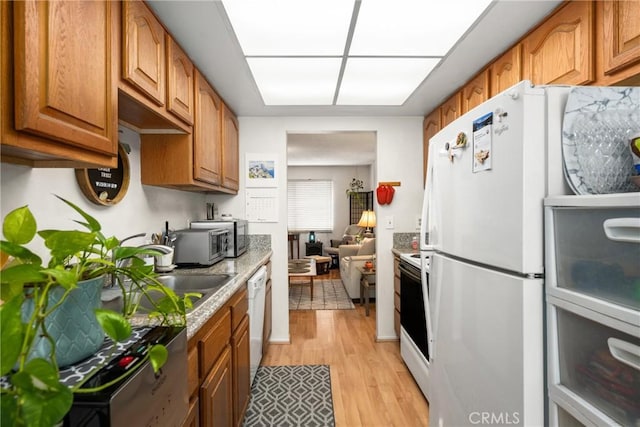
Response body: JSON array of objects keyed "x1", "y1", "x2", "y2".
[
  {"x1": 221, "y1": 104, "x2": 240, "y2": 191},
  {"x1": 167, "y1": 35, "x2": 195, "y2": 125},
  {"x1": 423, "y1": 110, "x2": 440, "y2": 185},
  {"x1": 522, "y1": 1, "x2": 594, "y2": 85},
  {"x1": 440, "y1": 92, "x2": 462, "y2": 128},
  {"x1": 194, "y1": 71, "x2": 223, "y2": 186},
  {"x1": 10, "y1": 0, "x2": 117, "y2": 160},
  {"x1": 600, "y1": 0, "x2": 640, "y2": 78},
  {"x1": 122, "y1": 0, "x2": 166, "y2": 106},
  {"x1": 462, "y1": 69, "x2": 490, "y2": 114},
  {"x1": 490, "y1": 45, "x2": 522, "y2": 97}
]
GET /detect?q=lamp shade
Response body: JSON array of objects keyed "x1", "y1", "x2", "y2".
[{"x1": 357, "y1": 210, "x2": 376, "y2": 229}]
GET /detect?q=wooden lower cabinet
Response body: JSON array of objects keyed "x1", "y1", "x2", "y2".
[
  {"x1": 183, "y1": 398, "x2": 200, "y2": 427},
  {"x1": 200, "y1": 345, "x2": 233, "y2": 427},
  {"x1": 231, "y1": 316, "x2": 250, "y2": 427},
  {"x1": 184, "y1": 285, "x2": 251, "y2": 427}
]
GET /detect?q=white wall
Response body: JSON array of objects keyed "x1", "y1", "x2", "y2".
[
  {"x1": 288, "y1": 164, "x2": 372, "y2": 250},
  {"x1": 208, "y1": 116, "x2": 424, "y2": 342},
  {"x1": 0, "y1": 126, "x2": 206, "y2": 257}
]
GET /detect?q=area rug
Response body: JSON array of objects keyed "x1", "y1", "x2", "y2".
[
  {"x1": 289, "y1": 279, "x2": 354, "y2": 310},
  {"x1": 242, "y1": 365, "x2": 335, "y2": 427}
]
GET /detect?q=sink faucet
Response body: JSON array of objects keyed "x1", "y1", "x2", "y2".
[{"x1": 119, "y1": 232, "x2": 147, "y2": 246}]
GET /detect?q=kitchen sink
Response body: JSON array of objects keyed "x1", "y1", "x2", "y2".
[
  {"x1": 155, "y1": 273, "x2": 234, "y2": 293},
  {"x1": 101, "y1": 273, "x2": 235, "y2": 314}
]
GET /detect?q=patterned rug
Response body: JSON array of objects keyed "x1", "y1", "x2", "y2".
[
  {"x1": 289, "y1": 279, "x2": 354, "y2": 310},
  {"x1": 243, "y1": 365, "x2": 335, "y2": 427}
]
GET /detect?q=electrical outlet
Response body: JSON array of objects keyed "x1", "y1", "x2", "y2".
[
  {"x1": 385, "y1": 215, "x2": 394, "y2": 229},
  {"x1": 416, "y1": 215, "x2": 421, "y2": 230}
]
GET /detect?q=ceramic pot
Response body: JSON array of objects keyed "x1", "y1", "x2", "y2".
[{"x1": 22, "y1": 275, "x2": 106, "y2": 368}]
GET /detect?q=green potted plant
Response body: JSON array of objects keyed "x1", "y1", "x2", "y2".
[{"x1": 0, "y1": 196, "x2": 195, "y2": 427}]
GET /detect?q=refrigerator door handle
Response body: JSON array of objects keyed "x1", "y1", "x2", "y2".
[
  {"x1": 607, "y1": 338, "x2": 640, "y2": 372},
  {"x1": 603, "y1": 218, "x2": 640, "y2": 243}
]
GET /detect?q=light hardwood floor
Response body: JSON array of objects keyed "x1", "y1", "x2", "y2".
[{"x1": 262, "y1": 270, "x2": 429, "y2": 427}]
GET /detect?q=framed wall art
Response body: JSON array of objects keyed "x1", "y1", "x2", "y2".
[{"x1": 246, "y1": 153, "x2": 277, "y2": 187}]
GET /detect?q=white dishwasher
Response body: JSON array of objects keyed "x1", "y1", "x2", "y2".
[{"x1": 247, "y1": 266, "x2": 267, "y2": 385}]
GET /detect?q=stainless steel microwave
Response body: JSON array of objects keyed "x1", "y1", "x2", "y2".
[
  {"x1": 190, "y1": 219, "x2": 248, "y2": 258},
  {"x1": 173, "y1": 228, "x2": 228, "y2": 266}
]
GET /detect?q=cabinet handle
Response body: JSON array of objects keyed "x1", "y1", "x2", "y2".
[
  {"x1": 603, "y1": 218, "x2": 640, "y2": 244},
  {"x1": 607, "y1": 338, "x2": 640, "y2": 372}
]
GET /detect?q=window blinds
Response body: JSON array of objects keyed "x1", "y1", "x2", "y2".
[{"x1": 287, "y1": 180, "x2": 333, "y2": 232}]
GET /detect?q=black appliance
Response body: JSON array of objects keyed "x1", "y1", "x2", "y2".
[
  {"x1": 399, "y1": 257, "x2": 429, "y2": 360},
  {"x1": 64, "y1": 326, "x2": 188, "y2": 427}
]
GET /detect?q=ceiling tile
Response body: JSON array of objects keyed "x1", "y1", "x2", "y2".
[
  {"x1": 337, "y1": 58, "x2": 440, "y2": 105},
  {"x1": 350, "y1": 0, "x2": 494, "y2": 56},
  {"x1": 222, "y1": 0, "x2": 355, "y2": 56},
  {"x1": 247, "y1": 58, "x2": 342, "y2": 105}
]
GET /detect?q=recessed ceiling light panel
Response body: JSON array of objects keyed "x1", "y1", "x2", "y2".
[
  {"x1": 350, "y1": 0, "x2": 493, "y2": 56},
  {"x1": 247, "y1": 58, "x2": 342, "y2": 105},
  {"x1": 222, "y1": 0, "x2": 355, "y2": 56},
  {"x1": 337, "y1": 58, "x2": 440, "y2": 105}
]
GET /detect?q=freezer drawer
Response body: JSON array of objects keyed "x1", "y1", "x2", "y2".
[
  {"x1": 547, "y1": 297, "x2": 640, "y2": 427},
  {"x1": 546, "y1": 205, "x2": 640, "y2": 311}
]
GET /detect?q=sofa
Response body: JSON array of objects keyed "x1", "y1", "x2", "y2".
[
  {"x1": 339, "y1": 237, "x2": 375, "y2": 299},
  {"x1": 324, "y1": 224, "x2": 365, "y2": 267}
]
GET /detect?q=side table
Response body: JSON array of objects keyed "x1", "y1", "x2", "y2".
[{"x1": 357, "y1": 266, "x2": 376, "y2": 316}]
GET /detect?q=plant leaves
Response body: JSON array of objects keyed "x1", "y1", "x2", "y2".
[
  {"x1": 0, "y1": 264, "x2": 46, "y2": 286},
  {"x1": 148, "y1": 344, "x2": 168, "y2": 373},
  {"x1": 1, "y1": 295, "x2": 25, "y2": 376},
  {"x1": 0, "y1": 241, "x2": 42, "y2": 265},
  {"x1": 55, "y1": 195, "x2": 101, "y2": 233},
  {"x1": 2, "y1": 206, "x2": 36, "y2": 245},
  {"x1": 95, "y1": 309, "x2": 132, "y2": 342},
  {"x1": 40, "y1": 230, "x2": 96, "y2": 261},
  {"x1": 12, "y1": 359, "x2": 73, "y2": 427},
  {"x1": 0, "y1": 393, "x2": 18, "y2": 427},
  {"x1": 41, "y1": 267, "x2": 78, "y2": 290}
]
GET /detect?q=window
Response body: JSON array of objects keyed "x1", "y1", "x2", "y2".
[{"x1": 288, "y1": 180, "x2": 333, "y2": 232}]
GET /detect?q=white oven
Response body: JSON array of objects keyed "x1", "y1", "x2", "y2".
[{"x1": 399, "y1": 252, "x2": 432, "y2": 401}]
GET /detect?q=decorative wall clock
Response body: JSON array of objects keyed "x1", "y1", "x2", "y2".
[{"x1": 75, "y1": 144, "x2": 130, "y2": 206}]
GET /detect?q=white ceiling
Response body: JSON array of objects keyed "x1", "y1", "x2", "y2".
[{"x1": 146, "y1": 0, "x2": 562, "y2": 165}]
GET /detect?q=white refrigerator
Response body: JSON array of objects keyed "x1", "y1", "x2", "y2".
[{"x1": 420, "y1": 81, "x2": 573, "y2": 427}]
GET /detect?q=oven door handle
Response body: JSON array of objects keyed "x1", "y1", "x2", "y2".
[{"x1": 398, "y1": 263, "x2": 421, "y2": 282}]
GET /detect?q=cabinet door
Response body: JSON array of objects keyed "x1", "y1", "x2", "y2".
[
  {"x1": 440, "y1": 92, "x2": 461, "y2": 128},
  {"x1": 601, "y1": 0, "x2": 640, "y2": 75},
  {"x1": 194, "y1": 71, "x2": 222, "y2": 185},
  {"x1": 461, "y1": 69, "x2": 490, "y2": 114},
  {"x1": 122, "y1": 0, "x2": 166, "y2": 106},
  {"x1": 423, "y1": 110, "x2": 440, "y2": 185},
  {"x1": 221, "y1": 104, "x2": 240, "y2": 191},
  {"x1": 200, "y1": 345, "x2": 233, "y2": 427},
  {"x1": 522, "y1": 1, "x2": 594, "y2": 85},
  {"x1": 12, "y1": 0, "x2": 117, "y2": 157},
  {"x1": 490, "y1": 45, "x2": 522, "y2": 97},
  {"x1": 182, "y1": 398, "x2": 200, "y2": 427},
  {"x1": 167, "y1": 35, "x2": 195, "y2": 125},
  {"x1": 231, "y1": 315, "x2": 251, "y2": 427}
]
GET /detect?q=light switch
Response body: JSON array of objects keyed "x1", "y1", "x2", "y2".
[{"x1": 385, "y1": 215, "x2": 394, "y2": 229}]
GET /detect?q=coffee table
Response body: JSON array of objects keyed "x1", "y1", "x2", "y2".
[
  {"x1": 288, "y1": 258, "x2": 317, "y2": 300},
  {"x1": 303, "y1": 255, "x2": 331, "y2": 274}
]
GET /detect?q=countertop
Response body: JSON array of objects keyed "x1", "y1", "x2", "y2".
[{"x1": 131, "y1": 248, "x2": 272, "y2": 339}]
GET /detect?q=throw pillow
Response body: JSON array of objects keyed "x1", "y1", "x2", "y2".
[{"x1": 357, "y1": 238, "x2": 375, "y2": 256}]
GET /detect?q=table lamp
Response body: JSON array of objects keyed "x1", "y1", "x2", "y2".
[{"x1": 357, "y1": 210, "x2": 376, "y2": 234}]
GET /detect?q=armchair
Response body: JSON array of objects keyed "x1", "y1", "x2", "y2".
[{"x1": 339, "y1": 238, "x2": 375, "y2": 299}]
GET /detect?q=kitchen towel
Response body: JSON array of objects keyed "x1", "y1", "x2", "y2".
[
  {"x1": 243, "y1": 365, "x2": 335, "y2": 427},
  {"x1": 289, "y1": 279, "x2": 354, "y2": 310}
]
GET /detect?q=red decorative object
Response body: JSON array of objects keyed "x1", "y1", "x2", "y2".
[{"x1": 376, "y1": 184, "x2": 396, "y2": 205}]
